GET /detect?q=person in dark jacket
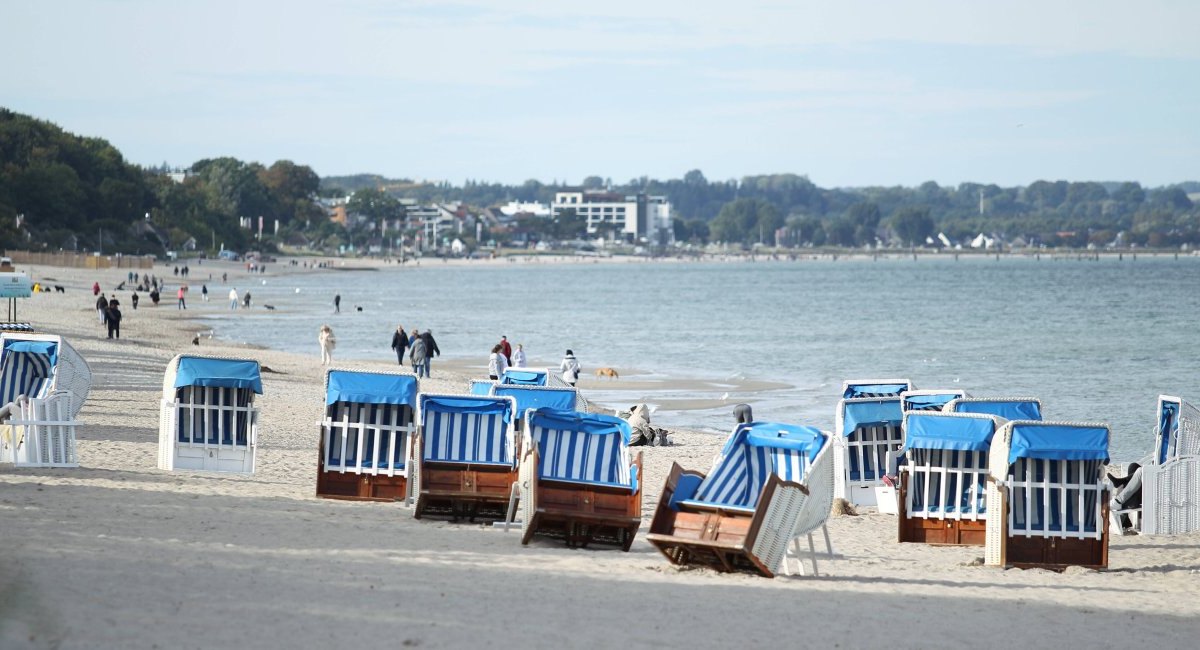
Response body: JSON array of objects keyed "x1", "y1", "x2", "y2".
[
  {"x1": 390, "y1": 324, "x2": 409, "y2": 366},
  {"x1": 419, "y1": 330, "x2": 440, "y2": 378},
  {"x1": 105, "y1": 300, "x2": 122, "y2": 339}
]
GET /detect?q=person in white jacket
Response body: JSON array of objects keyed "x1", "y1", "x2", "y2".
[
  {"x1": 511, "y1": 343, "x2": 527, "y2": 368},
  {"x1": 318, "y1": 324, "x2": 336, "y2": 365},
  {"x1": 559, "y1": 349, "x2": 581, "y2": 387},
  {"x1": 488, "y1": 344, "x2": 508, "y2": 380},
  {"x1": 228, "y1": 288, "x2": 239, "y2": 310}
]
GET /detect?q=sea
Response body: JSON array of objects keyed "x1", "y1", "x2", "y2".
[{"x1": 198, "y1": 254, "x2": 1200, "y2": 461}]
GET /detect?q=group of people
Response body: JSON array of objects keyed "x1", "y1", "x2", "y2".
[
  {"x1": 95, "y1": 293, "x2": 123, "y2": 339},
  {"x1": 487, "y1": 335, "x2": 529, "y2": 380},
  {"x1": 389, "y1": 326, "x2": 440, "y2": 377}
]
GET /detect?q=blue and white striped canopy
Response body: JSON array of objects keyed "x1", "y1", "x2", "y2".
[
  {"x1": 844, "y1": 381, "x2": 910, "y2": 399},
  {"x1": 0, "y1": 339, "x2": 57, "y2": 403},
  {"x1": 1157, "y1": 397, "x2": 1180, "y2": 464},
  {"x1": 692, "y1": 422, "x2": 827, "y2": 510},
  {"x1": 420, "y1": 394, "x2": 515, "y2": 465},
  {"x1": 841, "y1": 399, "x2": 904, "y2": 437},
  {"x1": 525, "y1": 408, "x2": 634, "y2": 488}
]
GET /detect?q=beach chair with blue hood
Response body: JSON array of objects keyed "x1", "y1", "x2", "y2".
[
  {"x1": 0, "y1": 333, "x2": 91, "y2": 468},
  {"x1": 316, "y1": 368, "x2": 419, "y2": 501},
  {"x1": 158, "y1": 354, "x2": 262, "y2": 473},
  {"x1": 647, "y1": 420, "x2": 834, "y2": 577}
]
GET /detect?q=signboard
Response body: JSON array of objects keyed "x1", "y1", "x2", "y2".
[{"x1": 0, "y1": 272, "x2": 32, "y2": 298}]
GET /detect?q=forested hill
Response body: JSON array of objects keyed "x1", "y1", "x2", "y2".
[{"x1": 2, "y1": 105, "x2": 1197, "y2": 254}]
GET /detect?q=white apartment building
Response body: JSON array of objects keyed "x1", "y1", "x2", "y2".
[{"x1": 551, "y1": 190, "x2": 672, "y2": 245}]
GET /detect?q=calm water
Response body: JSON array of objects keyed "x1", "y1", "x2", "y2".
[{"x1": 201, "y1": 255, "x2": 1200, "y2": 460}]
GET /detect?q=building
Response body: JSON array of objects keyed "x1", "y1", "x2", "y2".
[{"x1": 551, "y1": 190, "x2": 672, "y2": 245}]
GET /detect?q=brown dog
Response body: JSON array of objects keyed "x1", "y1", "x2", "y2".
[{"x1": 594, "y1": 367, "x2": 619, "y2": 379}]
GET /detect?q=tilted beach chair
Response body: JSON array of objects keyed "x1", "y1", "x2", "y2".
[
  {"x1": 1140, "y1": 395, "x2": 1200, "y2": 535},
  {"x1": 510, "y1": 408, "x2": 642, "y2": 549},
  {"x1": 411, "y1": 393, "x2": 519, "y2": 520},
  {"x1": 898, "y1": 411, "x2": 1003, "y2": 545},
  {"x1": 647, "y1": 421, "x2": 832, "y2": 577},
  {"x1": 0, "y1": 333, "x2": 91, "y2": 468},
  {"x1": 945, "y1": 397, "x2": 1042, "y2": 421},
  {"x1": 901, "y1": 389, "x2": 967, "y2": 413},
  {"x1": 316, "y1": 369, "x2": 419, "y2": 501},
  {"x1": 834, "y1": 379, "x2": 912, "y2": 506},
  {"x1": 158, "y1": 355, "x2": 262, "y2": 473},
  {"x1": 985, "y1": 420, "x2": 1110, "y2": 569}
]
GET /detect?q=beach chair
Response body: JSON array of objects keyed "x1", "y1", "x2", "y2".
[
  {"x1": 1140, "y1": 395, "x2": 1200, "y2": 535},
  {"x1": 945, "y1": 397, "x2": 1042, "y2": 421},
  {"x1": 469, "y1": 379, "x2": 496, "y2": 396},
  {"x1": 158, "y1": 355, "x2": 262, "y2": 473},
  {"x1": 901, "y1": 389, "x2": 967, "y2": 412},
  {"x1": 898, "y1": 411, "x2": 1002, "y2": 545},
  {"x1": 647, "y1": 421, "x2": 832, "y2": 577},
  {"x1": 411, "y1": 393, "x2": 519, "y2": 521},
  {"x1": 500, "y1": 369, "x2": 549, "y2": 386},
  {"x1": 490, "y1": 383, "x2": 585, "y2": 428},
  {"x1": 984, "y1": 420, "x2": 1110, "y2": 569},
  {"x1": 834, "y1": 379, "x2": 912, "y2": 506},
  {"x1": 0, "y1": 333, "x2": 91, "y2": 468},
  {"x1": 316, "y1": 369, "x2": 419, "y2": 501},
  {"x1": 511, "y1": 408, "x2": 642, "y2": 550}
]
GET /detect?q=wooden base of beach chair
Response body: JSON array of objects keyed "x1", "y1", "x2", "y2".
[
  {"x1": 897, "y1": 475, "x2": 986, "y2": 545},
  {"x1": 645, "y1": 463, "x2": 786, "y2": 578},
  {"x1": 1005, "y1": 533, "x2": 1109, "y2": 570},
  {"x1": 316, "y1": 469, "x2": 408, "y2": 502},
  {"x1": 413, "y1": 463, "x2": 517, "y2": 521},
  {"x1": 521, "y1": 481, "x2": 642, "y2": 551}
]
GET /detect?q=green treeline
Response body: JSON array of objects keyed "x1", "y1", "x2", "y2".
[{"x1": 2, "y1": 107, "x2": 1197, "y2": 255}]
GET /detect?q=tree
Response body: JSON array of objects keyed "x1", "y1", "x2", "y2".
[
  {"x1": 709, "y1": 198, "x2": 779, "y2": 245},
  {"x1": 891, "y1": 207, "x2": 935, "y2": 246},
  {"x1": 346, "y1": 188, "x2": 404, "y2": 224}
]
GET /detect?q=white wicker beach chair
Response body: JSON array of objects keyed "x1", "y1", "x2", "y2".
[
  {"x1": 984, "y1": 420, "x2": 1110, "y2": 569},
  {"x1": 158, "y1": 354, "x2": 262, "y2": 473},
  {"x1": 316, "y1": 368, "x2": 419, "y2": 501},
  {"x1": 834, "y1": 379, "x2": 913, "y2": 506},
  {"x1": 898, "y1": 411, "x2": 1003, "y2": 545},
  {"x1": 411, "y1": 392, "x2": 519, "y2": 521},
  {"x1": 1140, "y1": 395, "x2": 1200, "y2": 535},
  {"x1": 510, "y1": 408, "x2": 642, "y2": 550},
  {"x1": 648, "y1": 421, "x2": 831, "y2": 578},
  {"x1": 0, "y1": 333, "x2": 91, "y2": 468}
]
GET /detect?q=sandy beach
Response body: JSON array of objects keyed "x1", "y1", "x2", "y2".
[{"x1": 3, "y1": 259, "x2": 1200, "y2": 649}]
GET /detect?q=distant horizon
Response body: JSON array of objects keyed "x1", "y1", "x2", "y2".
[{"x1": 5, "y1": 2, "x2": 1197, "y2": 189}]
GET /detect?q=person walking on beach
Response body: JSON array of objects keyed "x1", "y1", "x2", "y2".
[
  {"x1": 228, "y1": 288, "x2": 239, "y2": 310},
  {"x1": 499, "y1": 335, "x2": 512, "y2": 365},
  {"x1": 96, "y1": 293, "x2": 108, "y2": 323},
  {"x1": 512, "y1": 343, "x2": 526, "y2": 368},
  {"x1": 177, "y1": 286, "x2": 187, "y2": 310},
  {"x1": 408, "y1": 328, "x2": 427, "y2": 377},
  {"x1": 202, "y1": 284, "x2": 209, "y2": 302},
  {"x1": 105, "y1": 300, "x2": 122, "y2": 339},
  {"x1": 488, "y1": 344, "x2": 508, "y2": 380},
  {"x1": 333, "y1": 294, "x2": 341, "y2": 313},
  {"x1": 560, "y1": 350, "x2": 581, "y2": 387},
  {"x1": 318, "y1": 325, "x2": 336, "y2": 365},
  {"x1": 131, "y1": 291, "x2": 139, "y2": 310},
  {"x1": 420, "y1": 330, "x2": 440, "y2": 378},
  {"x1": 243, "y1": 291, "x2": 252, "y2": 309},
  {"x1": 390, "y1": 324, "x2": 409, "y2": 366},
  {"x1": 92, "y1": 281, "x2": 100, "y2": 296}
]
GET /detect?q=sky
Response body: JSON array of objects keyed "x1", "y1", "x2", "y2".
[{"x1": 3, "y1": 0, "x2": 1198, "y2": 189}]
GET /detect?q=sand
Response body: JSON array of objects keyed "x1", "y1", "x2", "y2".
[{"x1": 2, "y1": 259, "x2": 1200, "y2": 649}]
